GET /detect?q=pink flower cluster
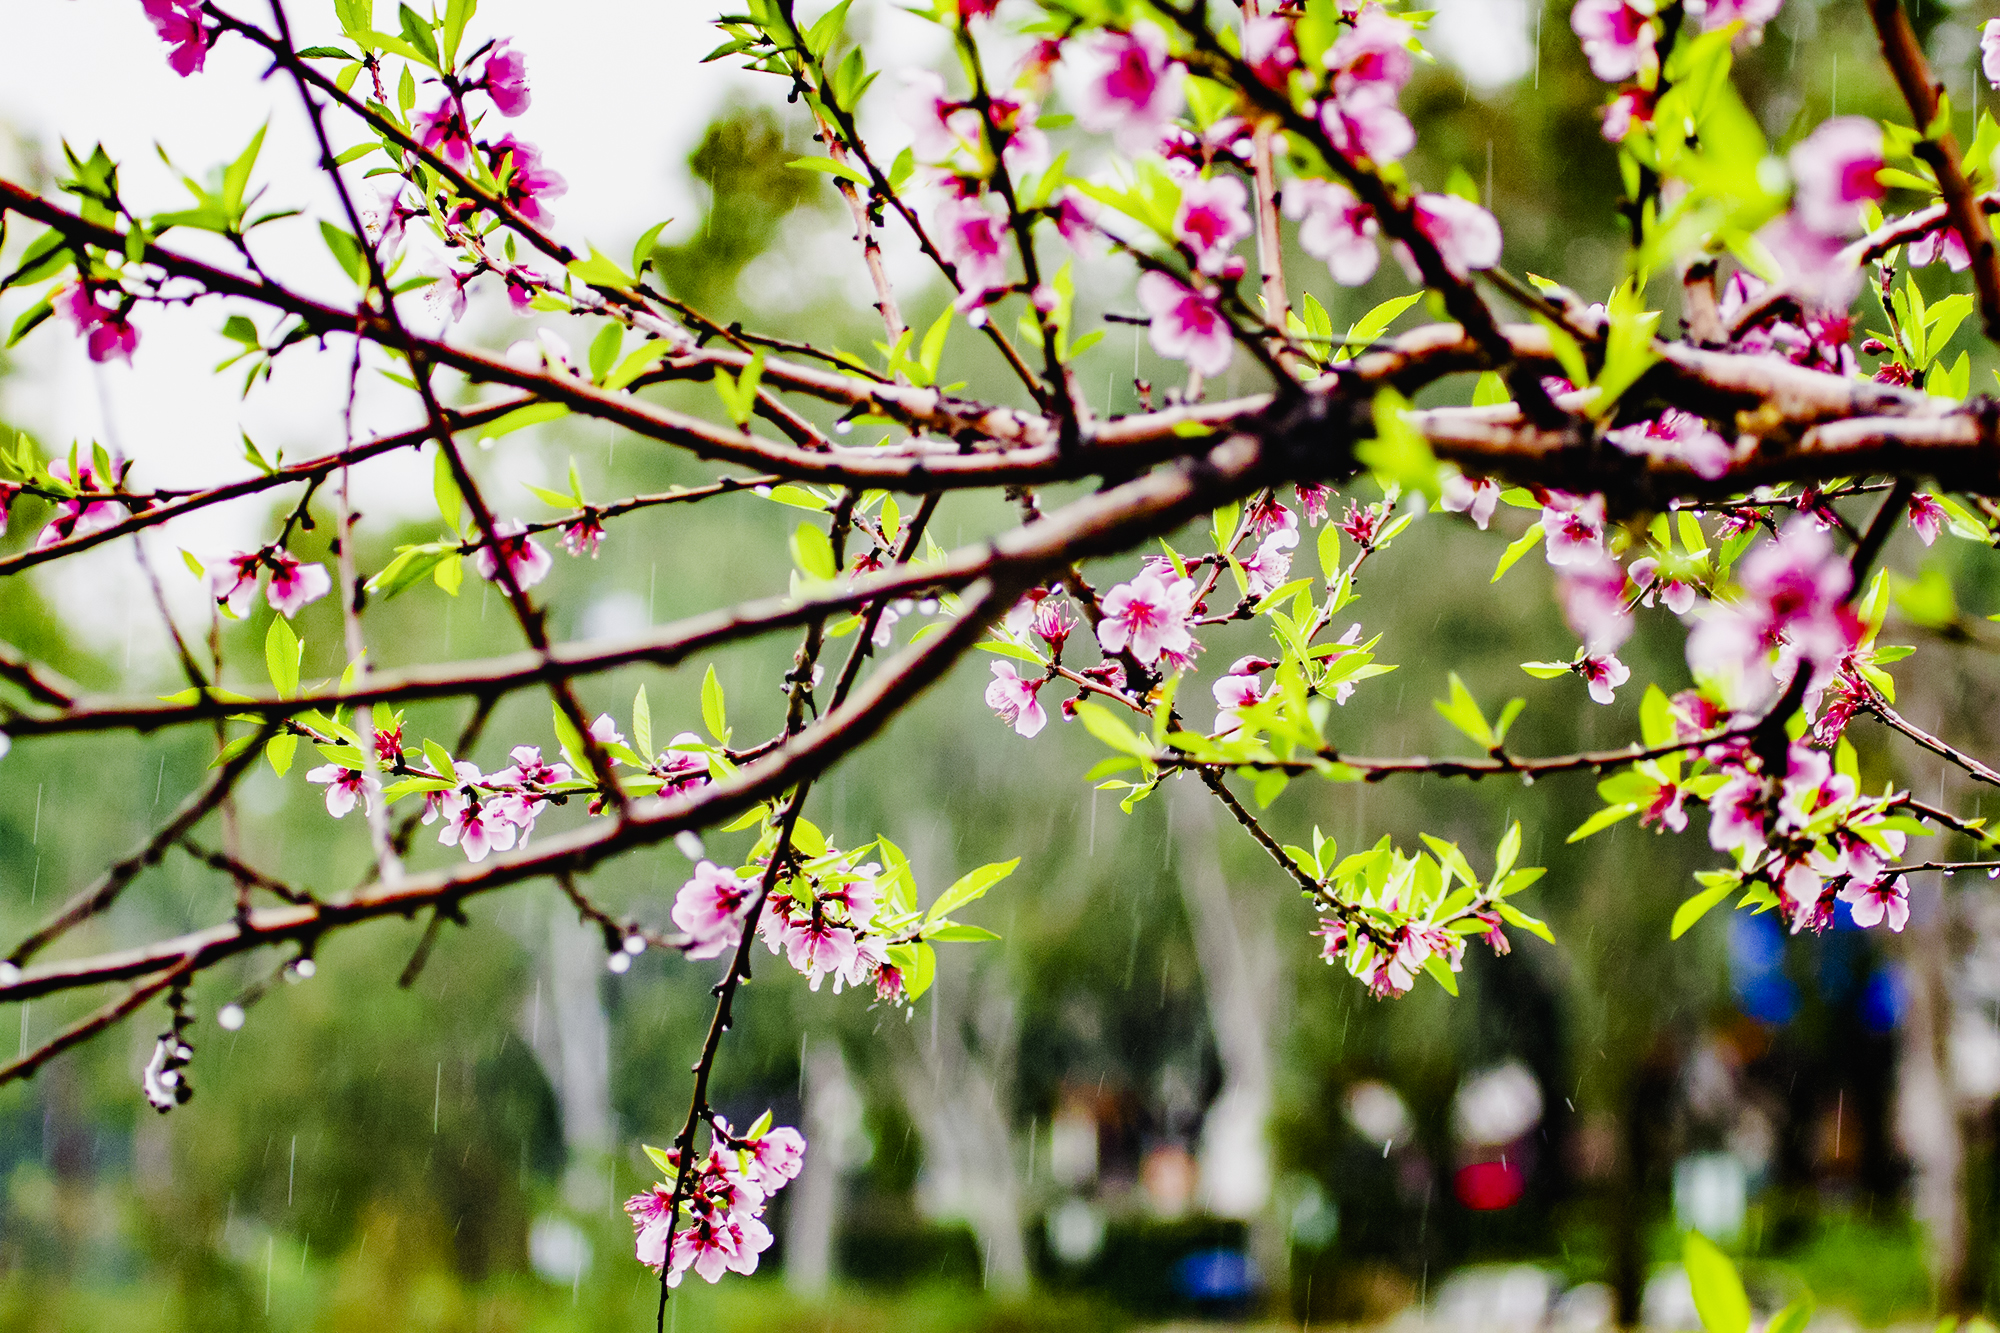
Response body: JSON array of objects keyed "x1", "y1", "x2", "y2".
[
  {"x1": 212, "y1": 548, "x2": 333, "y2": 619},
  {"x1": 626, "y1": 1118, "x2": 806, "y2": 1286},
  {"x1": 34, "y1": 459, "x2": 124, "y2": 550},
  {"x1": 673, "y1": 855, "x2": 902, "y2": 998},
  {"x1": 142, "y1": 0, "x2": 210, "y2": 77},
  {"x1": 1687, "y1": 518, "x2": 1856, "y2": 707}
]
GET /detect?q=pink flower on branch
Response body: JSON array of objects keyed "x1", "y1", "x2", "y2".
[
  {"x1": 1577, "y1": 651, "x2": 1631, "y2": 706},
  {"x1": 478, "y1": 39, "x2": 532, "y2": 116},
  {"x1": 265, "y1": 551, "x2": 333, "y2": 618},
  {"x1": 1074, "y1": 26, "x2": 1185, "y2": 156},
  {"x1": 1571, "y1": 0, "x2": 1654, "y2": 83},
  {"x1": 1284, "y1": 178, "x2": 1379, "y2": 286},
  {"x1": 36, "y1": 460, "x2": 123, "y2": 549},
  {"x1": 414, "y1": 98, "x2": 476, "y2": 168},
  {"x1": 62, "y1": 284, "x2": 139, "y2": 364},
  {"x1": 935, "y1": 193, "x2": 1012, "y2": 303},
  {"x1": 1174, "y1": 174, "x2": 1252, "y2": 274},
  {"x1": 1907, "y1": 493, "x2": 1946, "y2": 546},
  {"x1": 141, "y1": 0, "x2": 210, "y2": 76},
  {"x1": 673, "y1": 861, "x2": 755, "y2": 959},
  {"x1": 1540, "y1": 494, "x2": 1606, "y2": 567},
  {"x1": 306, "y1": 765, "x2": 381, "y2": 819},
  {"x1": 486, "y1": 136, "x2": 568, "y2": 225},
  {"x1": 1136, "y1": 271, "x2": 1235, "y2": 378},
  {"x1": 1097, "y1": 570, "x2": 1197, "y2": 665},
  {"x1": 984, "y1": 661, "x2": 1048, "y2": 738},
  {"x1": 472, "y1": 521, "x2": 553, "y2": 592},
  {"x1": 1789, "y1": 116, "x2": 1884, "y2": 238},
  {"x1": 1439, "y1": 474, "x2": 1499, "y2": 529},
  {"x1": 1839, "y1": 876, "x2": 1909, "y2": 932},
  {"x1": 1402, "y1": 194, "x2": 1504, "y2": 280}
]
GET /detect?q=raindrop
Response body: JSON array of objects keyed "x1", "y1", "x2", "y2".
[
  {"x1": 1521, "y1": 773, "x2": 1535, "y2": 786},
  {"x1": 218, "y1": 1004, "x2": 246, "y2": 1031},
  {"x1": 833, "y1": 419, "x2": 853, "y2": 435},
  {"x1": 607, "y1": 952, "x2": 631, "y2": 974},
  {"x1": 623, "y1": 935, "x2": 646, "y2": 955},
  {"x1": 0, "y1": 962, "x2": 19, "y2": 987},
  {"x1": 675, "y1": 830, "x2": 705, "y2": 860},
  {"x1": 292, "y1": 958, "x2": 316, "y2": 980},
  {"x1": 967, "y1": 308, "x2": 989, "y2": 329},
  {"x1": 1987, "y1": 867, "x2": 1998, "y2": 880}
]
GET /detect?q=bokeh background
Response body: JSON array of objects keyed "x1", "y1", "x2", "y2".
[{"x1": 3, "y1": 0, "x2": 2000, "y2": 1329}]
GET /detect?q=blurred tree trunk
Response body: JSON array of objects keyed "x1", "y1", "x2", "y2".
[
  {"x1": 523, "y1": 901, "x2": 613, "y2": 1210},
  {"x1": 1898, "y1": 878, "x2": 1972, "y2": 1309},
  {"x1": 1170, "y1": 777, "x2": 1288, "y2": 1303},
  {"x1": 786, "y1": 1039, "x2": 858, "y2": 1294},
  {"x1": 893, "y1": 954, "x2": 1031, "y2": 1293}
]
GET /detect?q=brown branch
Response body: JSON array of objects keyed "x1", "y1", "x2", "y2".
[{"x1": 1867, "y1": 0, "x2": 2000, "y2": 342}]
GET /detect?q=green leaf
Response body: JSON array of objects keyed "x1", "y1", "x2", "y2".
[
  {"x1": 787, "y1": 156, "x2": 871, "y2": 187},
  {"x1": 702, "y1": 665, "x2": 728, "y2": 741},
  {"x1": 1568, "y1": 803, "x2": 1640, "y2": 842},
  {"x1": 1766, "y1": 1299, "x2": 1814, "y2": 1333},
  {"x1": 265, "y1": 616, "x2": 302, "y2": 698},
  {"x1": 475, "y1": 402, "x2": 568, "y2": 440},
  {"x1": 1339, "y1": 293, "x2": 1422, "y2": 357},
  {"x1": 334, "y1": 0, "x2": 373, "y2": 40},
  {"x1": 926, "y1": 924, "x2": 1002, "y2": 942},
  {"x1": 902, "y1": 942, "x2": 937, "y2": 1001},
  {"x1": 1520, "y1": 661, "x2": 1573, "y2": 679},
  {"x1": 1492, "y1": 523, "x2": 1545, "y2": 582},
  {"x1": 1074, "y1": 701, "x2": 1155, "y2": 761},
  {"x1": 632, "y1": 218, "x2": 671, "y2": 276},
  {"x1": 642, "y1": 1144, "x2": 676, "y2": 1178},
  {"x1": 1423, "y1": 953, "x2": 1460, "y2": 996},
  {"x1": 1683, "y1": 1232, "x2": 1750, "y2": 1333},
  {"x1": 364, "y1": 544, "x2": 453, "y2": 600},
  {"x1": 790, "y1": 521, "x2": 837, "y2": 580},
  {"x1": 566, "y1": 245, "x2": 633, "y2": 289},
  {"x1": 1433, "y1": 673, "x2": 1494, "y2": 748},
  {"x1": 632, "y1": 684, "x2": 653, "y2": 761},
  {"x1": 266, "y1": 733, "x2": 299, "y2": 777},
  {"x1": 397, "y1": 3, "x2": 440, "y2": 67},
  {"x1": 432, "y1": 447, "x2": 462, "y2": 535},
  {"x1": 1671, "y1": 881, "x2": 1737, "y2": 939},
  {"x1": 925, "y1": 858, "x2": 1018, "y2": 927},
  {"x1": 6, "y1": 297, "x2": 55, "y2": 349},
  {"x1": 588, "y1": 322, "x2": 623, "y2": 383},
  {"x1": 319, "y1": 220, "x2": 366, "y2": 284}
]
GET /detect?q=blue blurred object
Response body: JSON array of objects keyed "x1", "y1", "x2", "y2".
[
  {"x1": 1860, "y1": 967, "x2": 1905, "y2": 1034},
  {"x1": 1730, "y1": 913, "x2": 1799, "y2": 1024},
  {"x1": 1171, "y1": 1247, "x2": 1258, "y2": 1302}
]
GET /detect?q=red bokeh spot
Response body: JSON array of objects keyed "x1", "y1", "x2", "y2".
[{"x1": 1454, "y1": 1160, "x2": 1525, "y2": 1211}]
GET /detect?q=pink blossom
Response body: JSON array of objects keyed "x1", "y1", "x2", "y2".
[
  {"x1": 265, "y1": 551, "x2": 332, "y2": 618},
  {"x1": 1628, "y1": 557, "x2": 1698, "y2": 615},
  {"x1": 1053, "y1": 192, "x2": 1104, "y2": 257},
  {"x1": 472, "y1": 521, "x2": 554, "y2": 591},
  {"x1": 35, "y1": 460, "x2": 123, "y2": 549},
  {"x1": 1097, "y1": 570, "x2": 1197, "y2": 664},
  {"x1": 935, "y1": 193, "x2": 1011, "y2": 303},
  {"x1": 1755, "y1": 212, "x2": 1864, "y2": 309},
  {"x1": 1175, "y1": 174, "x2": 1252, "y2": 274},
  {"x1": 61, "y1": 284, "x2": 139, "y2": 364},
  {"x1": 673, "y1": 861, "x2": 755, "y2": 959},
  {"x1": 1284, "y1": 178, "x2": 1380, "y2": 286},
  {"x1": 625, "y1": 1186, "x2": 676, "y2": 1272},
  {"x1": 1320, "y1": 82, "x2": 1414, "y2": 165},
  {"x1": 487, "y1": 136, "x2": 568, "y2": 225},
  {"x1": 1541, "y1": 494, "x2": 1606, "y2": 567},
  {"x1": 1243, "y1": 15, "x2": 1300, "y2": 88},
  {"x1": 563, "y1": 513, "x2": 606, "y2": 557},
  {"x1": 1571, "y1": 0, "x2": 1653, "y2": 83},
  {"x1": 306, "y1": 764, "x2": 381, "y2": 819},
  {"x1": 984, "y1": 661, "x2": 1048, "y2": 738},
  {"x1": 591, "y1": 714, "x2": 625, "y2": 746},
  {"x1": 1606, "y1": 409, "x2": 1733, "y2": 480},
  {"x1": 1985, "y1": 21, "x2": 2000, "y2": 89},
  {"x1": 782, "y1": 917, "x2": 860, "y2": 991},
  {"x1": 956, "y1": 0, "x2": 1000, "y2": 19},
  {"x1": 1641, "y1": 781, "x2": 1690, "y2": 833},
  {"x1": 413, "y1": 98, "x2": 475, "y2": 167},
  {"x1": 739, "y1": 1125, "x2": 808, "y2": 1191},
  {"x1": 1697, "y1": 0, "x2": 1783, "y2": 37},
  {"x1": 1577, "y1": 652, "x2": 1631, "y2": 705},
  {"x1": 141, "y1": 0, "x2": 209, "y2": 76},
  {"x1": 899, "y1": 71, "x2": 977, "y2": 161},
  {"x1": 1136, "y1": 271, "x2": 1234, "y2": 378},
  {"x1": 1245, "y1": 493, "x2": 1296, "y2": 536},
  {"x1": 1907, "y1": 224, "x2": 1971, "y2": 273},
  {"x1": 1405, "y1": 194, "x2": 1504, "y2": 279},
  {"x1": 438, "y1": 765, "x2": 517, "y2": 862},
  {"x1": 495, "y1": 744, "x2": 571, "y2": 789},
  {"x1": 1840, "y1": 876, "x2": 1909, "y2": 932},
  {"x1": 1789, "y1": 117, "x2": 1884, "y2": 238},
  {"x1": 1073, "y1": 25, "x2": 1185, "y2": 155},
  {"x1": 1240, "y1": 527, "x2": 1298, "y2": 596},
  {"x1": 1337, "y1": 498, "x2": 1382, "y2": 549},
  {"x1": 666, "y1": 1211, "x2": 773, "y2": 1286},
  {"x1": 1327, "y1": 9, "x2": 1415, "y2": 92},
  {"x1": 1213, "y1": 657, "x2": 1268, "y2": 733},
  {"x1": 211, "y1": 551, "x2": 264, "y2": 618},
  {"x1": 479, "y1": 39, "x2": 532, "y2": 116},
  {"x1": 1439, "y1": 474, "x2": 1499, "y2": 529},
  {"x1": 1600, "y1": 88, "x2": 1655, "y2": 144},
  {"x1": 1907, "y1": 493, "x2": 1946, "y2": 546},
  {"x1": 1707, "y1": 771, "x2": 1769, "y2": 852},
  {"x1": 1559, "y1": 555, "x2": 1633, "y2": 651},
  {"x1": 1296, "y1": 484, "x2": 1331, "y2": 526}
]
